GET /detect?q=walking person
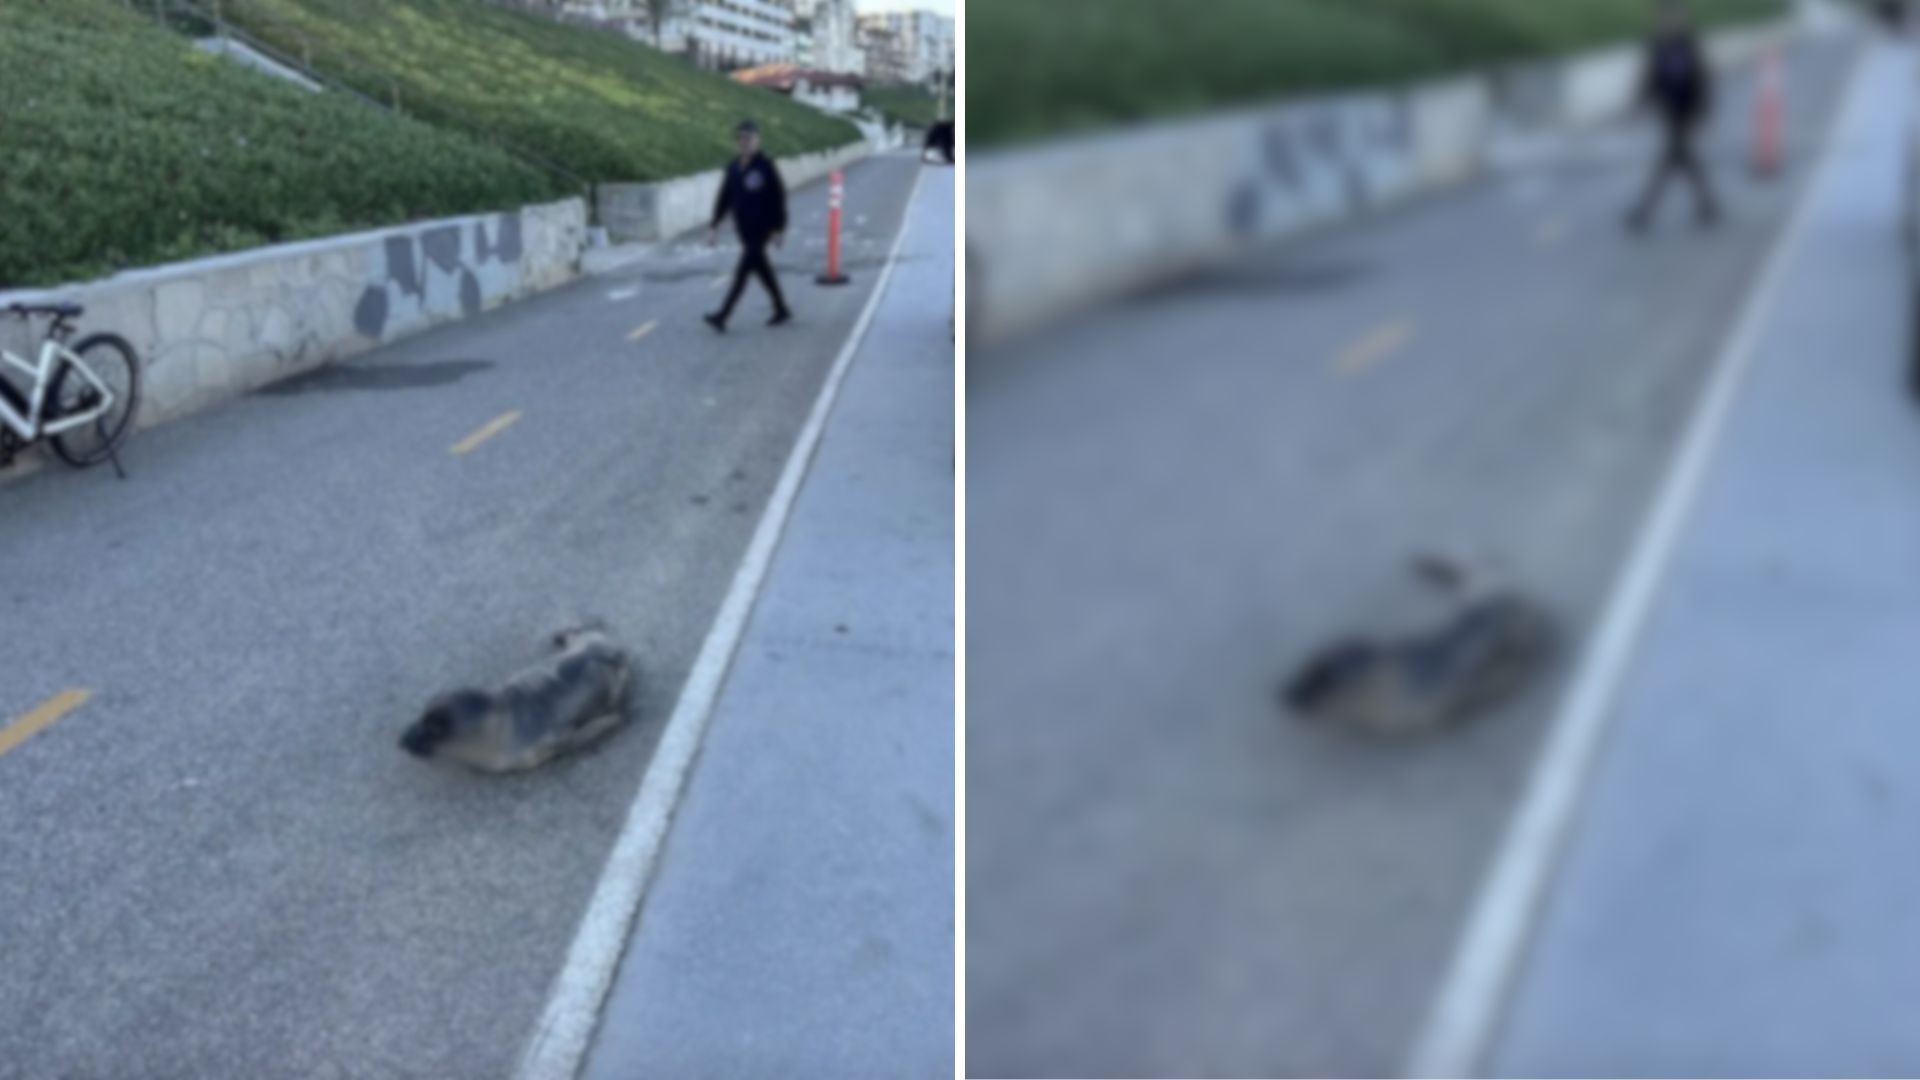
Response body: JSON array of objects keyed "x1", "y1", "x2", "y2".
[
  {"x1": 705, "y1": 119, "x2": 792, "y2": 333},
  {"x1": 1627, "y1": 0, "x2": 1721, "y2": 232}
]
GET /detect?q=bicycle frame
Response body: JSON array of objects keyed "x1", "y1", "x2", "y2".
[{"x1": 0, "y1": 336, "x2": 116, "y2": 442}]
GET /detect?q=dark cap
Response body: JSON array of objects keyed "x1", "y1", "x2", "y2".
[{"x1": 735, "y1": 119, "x2": 760, "y2": 135}]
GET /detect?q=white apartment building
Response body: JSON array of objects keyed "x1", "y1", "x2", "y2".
[
  {"x1": 658, "y1": 0, "x2": 796, "y2": 70},
  {"x1": 551, "y1": 0, "x2": 649, "y2": 35},
  {"x1": 792, "y1": 0, "x2": 864, "y2": 76},
  {"x1": 857, "y1": 9, "x2": 952, "y2": 84},
  {"x1": 906, "y1": 10, "x2": 954, "y2": 81},
  {"x1": 546, "y1": 1, "x2": 799, "y2": 71}
]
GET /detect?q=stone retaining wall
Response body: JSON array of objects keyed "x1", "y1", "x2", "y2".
[{"x1": 0, "y1": 198, "x2": 587, "y2": 434}]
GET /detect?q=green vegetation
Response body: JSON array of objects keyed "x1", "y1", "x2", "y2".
[
  {"x1": 0, "y1": 0, "x2": 563, "y2": 289},
  {"x1": 214, "y1": 0, "x2": 862, "y2": 182},
  {"x1": 865, "y1": 83, "x2": 943, "y2": 130},
  {"x1": 969, "y1": 0, "x2": 1787, "y2": 149}
]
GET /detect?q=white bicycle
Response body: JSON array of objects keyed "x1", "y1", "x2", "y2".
[{"x1": 0, "y1": 302, "x2": 140, "y2": 478}]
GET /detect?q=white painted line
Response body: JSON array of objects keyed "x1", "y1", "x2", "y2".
[
  {"x1": 626, "y1": 319, "x2": 659, "y2": 344},
  {"x1": 514, "y1": 165, "x2": 926, "y2": 1080},
  {"x1": 1403, "y1": 47, "x2": 1872, "y2": 1080},
  {"x1": 606, "y1": 286, "x2": 641, "y2": 302},
  {"x1": 951, "y1": 43, "x2": 968, "y2": 1075}
]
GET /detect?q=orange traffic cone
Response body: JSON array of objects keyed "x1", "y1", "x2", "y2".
[
  {"x1": 817, "y1": 169, "x2": 851, "y2": 286},
  {"x1": 1753, "y1": 47, "x2": 1785, "y2": 178}
]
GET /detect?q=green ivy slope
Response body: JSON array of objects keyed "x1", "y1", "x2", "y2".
[{"x1": 0, "y1": 0, "x2": 564, "y2": 288}]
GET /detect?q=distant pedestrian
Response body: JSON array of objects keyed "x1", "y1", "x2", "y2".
[
  {"x1": 1627, "y1": 1, "x2": 1720, "y2": 232},
  {"x1": 924, "y1": 120, "x2": 954, "y2": 165},
  {"x1": 705, "y1": 119, "x2": 792, "y2": 333}
]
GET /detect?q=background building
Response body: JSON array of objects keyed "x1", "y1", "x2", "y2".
[
  {"x1": 906, "y1": 9, "x2": 954, "y2": 82},
  {"x1": 662, "y1": 0, "x2": 797, "y2": 70},
  {"x1": 857, "y1": 19, "x2": 905, "y2": 83},
  {"x1": 549, "y1": 1, "x2": 937, "y2": 76},
  {"x1": 792, "y1": 0, "x2": 865, "y2": 76},
  {"x1": 857, "y1": 9, "x2": 952, "y2": 85},
  {"x1": 549, "y1": 0, "x2": 651, "y2": 37}
]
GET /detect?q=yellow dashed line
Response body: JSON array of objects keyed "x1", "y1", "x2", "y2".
[
  {"x1": 627, "y1": 319, "x2": 659, "y2": 343},
  {"x1": 0, "y1": 690, "x2": 91, "y2": 760},
  {"x1": 451, "y1": 410, "x2": 522, "y2": 456},
  {"x1": 711, "y1": 274, "x2": 730, "y2": 290},
  {"x1": 1336, "y1": 320, "x2": 1413, "y2": 375}
]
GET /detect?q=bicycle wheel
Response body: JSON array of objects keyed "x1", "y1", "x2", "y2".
[{"x1": 48, "y1": 333, "x2": 140, "y2": 468}]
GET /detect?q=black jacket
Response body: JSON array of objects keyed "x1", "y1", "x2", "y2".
[
  {"x1": 711, "y1": 152, "x2": 788, "y2": 243},
  {"x1": 1642, "y1": 31, "x2": 1712, "y2": 122},
  {"x1": 925, "y1": 121, "x2": 954, "y2": 164}
]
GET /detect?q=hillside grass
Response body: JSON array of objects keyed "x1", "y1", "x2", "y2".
[
  {"x1": 0, "y1": 0, "x2": 564, "y2": 289},
  {"x1": 216, "y1": 0, "x2": 863, "y2": 182},
  {"x1": 969, "y1": 0, "x2": 1787, "y2": 150},
  {"x1": 865, "y1": 83, "x2": 942, "y2": 130}
]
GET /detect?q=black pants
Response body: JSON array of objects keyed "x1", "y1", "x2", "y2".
[
  {"x1": 718, "y1": 238, "x2": 788, "y2": 321},
  {"x1": 1631, "y1": 118, "x2": 1719, "y2": 224}
]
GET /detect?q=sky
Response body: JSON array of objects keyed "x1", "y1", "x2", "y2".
[{"x1": 853, "y1": 0, "x2": 954, "y2": 17}]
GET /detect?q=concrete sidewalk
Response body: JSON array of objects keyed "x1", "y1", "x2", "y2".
[
  {"x1": 1479, "y1": 42, "x2": 1920, "y2": 1077},
  {"x1": 579, "y1": 168, "x2": 954, "y2": 1078}
]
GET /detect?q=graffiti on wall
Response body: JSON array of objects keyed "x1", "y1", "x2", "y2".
[
  {"x1": 353, "y1": 212, "x2": 525, "y2": 340},
  {"x1": 130, "y1": 208, "x2": 536, "y2": 425},
  {"x1": 1227, "y1": 96, "x2": 1417, "y2": 242}
]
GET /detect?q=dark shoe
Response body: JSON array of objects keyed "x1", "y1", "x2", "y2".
[
  {"x1": 768, "y1": 310, "x2": 793, "y2": 327},
  {"x1": 703, "y1": 312, "x2": 727, "y2": 333}
]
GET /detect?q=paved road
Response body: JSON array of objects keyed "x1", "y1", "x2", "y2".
[
  {"x1": 0, "y1": 152, "x2": 922, "y2": 1078},
  {"x1": 583, "y1": 165, "x2": 954, "y2": 1080},
  {"x1": 965, "y1": 37, "x2": 1862, "y2": 1080},
  {"x1": 1491, "y1": 42, "x2": 1920, "y2": 1079}
]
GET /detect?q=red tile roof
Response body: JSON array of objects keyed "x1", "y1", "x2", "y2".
[{"x1": 731, "y1": 63, "x2": 864, "y2": 91}]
